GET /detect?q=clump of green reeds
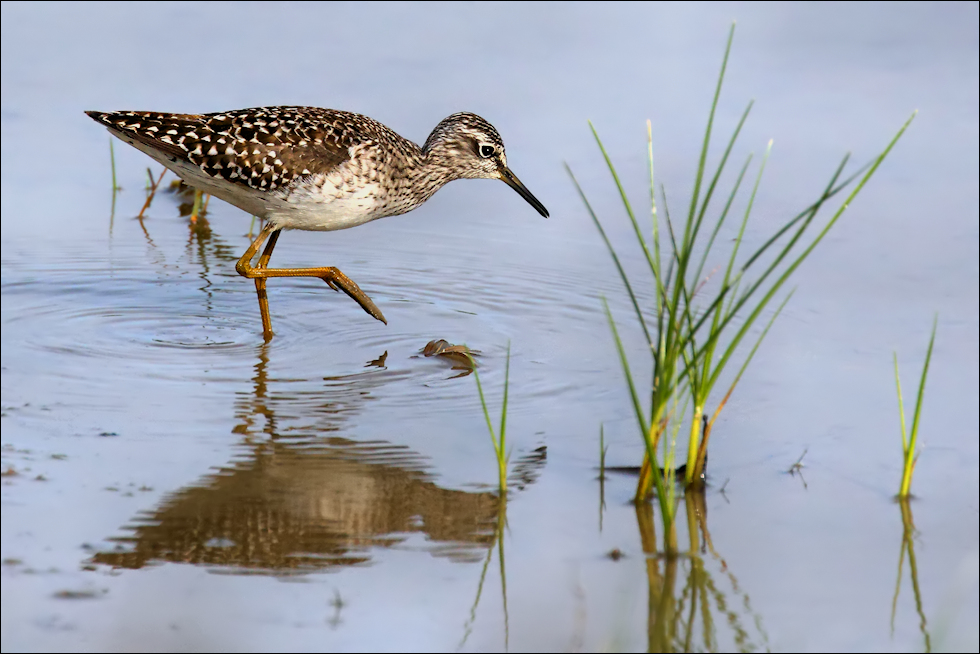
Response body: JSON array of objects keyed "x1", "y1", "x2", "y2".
[
  {"x1": 567, "y1": 22, "x2": 915, "y2": 508},
  {"x1": 894, "y1": 316, "x2": 937, "y2": 497},
  {"x1": 471, "y1": 344, "x2": 511, "y2": 494}
]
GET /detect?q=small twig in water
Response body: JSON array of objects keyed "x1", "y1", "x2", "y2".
[
  {"x1": 136, "y1": 167, "x2": 167, "y2": 220},
  {"x1": 787, "y1": 448, "x2": 808, "y2": 474},
  {"x1": 786, "y1": 448, "x2": 809, "y2": 489},
  {"x1": 719, "y1": 477, "x2": 730, "y2": 495}
]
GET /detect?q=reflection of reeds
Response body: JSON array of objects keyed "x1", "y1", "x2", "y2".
[
  {"x1": 190, "y1": 188, "x2": 205, "y2": 223},
  {"x1": 599, "y1": 425, "x2": 608, "y2": 531},
  {"x1": 891, "y1": 497, "x2": 932, "y2": 651},
  {"x1": 894, "y1": 316, "x2": 937, "y2": 497},
  {"x1": 461, "y1": 500, "x2": 509, "y2": 649},
  {"x1": 464, "y1": 347, "x2": 514, "y2": 648},
  {"x1": 169, "y1": 181, "x2": 212, "y2": 226},
  {"x1": 471, "y1": 345, "x2": 511, "y2": 495},
  {"x1": 635, "y1": 490, "x2": 768, "y2": 652},
  {"x1": 567, "y1": 22, "x2": 916, "y2": 507}
]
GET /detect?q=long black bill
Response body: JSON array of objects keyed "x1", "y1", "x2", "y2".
[{"x1": 500, "y1": 167, "x2": 549, "y2": 218}]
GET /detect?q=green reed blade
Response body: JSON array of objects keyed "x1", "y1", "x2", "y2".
[
  {"x1": 500, "y1": 343, "x2": 511, "y2": 464},
  {"x1": 711, "y1": 152, "x2": 871, "y2": 326},
  {"x1": 692, "y1": 291, "x2": 794, "y2": 478},
  {"x1": 667, "y1": 22, "x2": 737, "y2": 362},
  {"x1": 716, "y1": 112, "x2": 917, "y2": 379},
  {"x1": 685, "y1": 22, "x2": 736, "y2": 253},
  {"x1": 689, "y1": 101, "x2": 754, "y2": 270},
  {"x1": 109, "y1": 138, "x2": 119, "y2": 191},
  {"x1": 907, "y1": 316, "x2": 937, "y2": 458},
  {"x1": 894, "y1": 353, "x2": 909, "y2": 454},
  {"x1": 693, "y1": 148, "x2": 764, "y2": 404},
  {"x1": 691, "y1": 152, "x2": 753, "y2": 294},
  {"x1": 470, "y1": 353, "x2": 507, "y2": 494},
  {"x1": 590, "y1": 122, "x2": 677, "y2": 340},
  {"x1": 900, "y1": 315, "x2": 937, "y2": 497},
  {"x1": 647, "y1": 120, "x2": 661, "y2": 280},
  {"x1": 588, "y1": 122, "x2": 660, "y2": 282},
  {"x1": 715, "y1": 141, "x2": 772, "y2": 328},
  {"x1": 603, "y1": 298, "x2": 650, "y2": 437},
  {"x1": 471, "y1": 360, "x2": 497, "y2": 446},
  {"x1": 567, "y1": 164, "x2": 652, "y2": 347},
  {"x1": 722, "y1": 290, "x2": 794, "y2": 401},
  {"x1": 604, "y1": 299, "x2": 672, "y2": 521},
  {"x1": 739, "y1": 154, "x2": 853, "y2": 271},
  {"x1": 680, "y1": 117, "x2": 911, "y2": 384},
  {"x1": 658, "y1": 188, "x2": 689, "y2": 364}
]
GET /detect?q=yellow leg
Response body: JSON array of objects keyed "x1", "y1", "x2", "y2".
[
  {"x1": 252, "y1": 227, "x2": 282, "y2": 338},
  {"x1": 236, "y1": 225, "x2": 387, "y2": 339}
]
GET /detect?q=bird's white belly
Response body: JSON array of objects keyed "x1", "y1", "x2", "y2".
[
  {"x1": 117, "y1": 129, "x2": 391, "y2": 232},
  {"x1": 273, "y1": 174, "x2": 387, "y2": 232}
]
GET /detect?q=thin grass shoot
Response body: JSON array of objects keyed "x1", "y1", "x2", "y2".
[
  {"x1": 108, "y1": 138, "x2": 120, "y2": 231},
  {"x1": 894, "y1": 315, "x2": 938, "y2": 497},
  {"x1": 109, "y1": 138, "x2": 121, "y2": 192},
  {"x1": 470, "y1": 343, "x2": 511, "y2": 495}
]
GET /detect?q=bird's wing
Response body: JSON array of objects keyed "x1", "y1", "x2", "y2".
[{"x1": 86, "y1": 107, "x2": 373, "y2": 193}]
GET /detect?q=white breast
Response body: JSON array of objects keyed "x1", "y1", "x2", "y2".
[
  {"x1": 273, "y1": 168, "x2": 387, "y2": 232},
  {"x1": 116, "y1": 131, "x2": 397, "y2": 232}
]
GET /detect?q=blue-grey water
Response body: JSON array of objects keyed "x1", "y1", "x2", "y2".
[{"x1": 2, "y1": 2, "x2": 977, "y2": 651}]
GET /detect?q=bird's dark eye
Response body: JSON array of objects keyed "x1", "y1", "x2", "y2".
[{"x1": 479, "y1": 144, "x2": 495, "y2": 158}]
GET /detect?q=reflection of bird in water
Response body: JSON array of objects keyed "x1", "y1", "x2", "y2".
[
  {"x1": 90, "y1": 435, "x2": 550, "y2": 573},
  {"x1": 91, "y1": 345, "x2": 548, "y2": 574},
  {"x1": 87, "y1": 107, "x2": 549, "y2": 339},
  {"x1": 90, "y1": 437, "x2": 503, "y2": 572}
]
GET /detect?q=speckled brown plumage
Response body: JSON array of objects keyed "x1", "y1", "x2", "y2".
[
  {"x1": 87, "y1": 105, "x2": 548, "y2": 337},
  {"x1": 87, "y1": 107, "x2": 407, "y2": 193}
]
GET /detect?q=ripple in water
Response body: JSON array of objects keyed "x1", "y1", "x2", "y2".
[{"x1": 2, "y1": 225, "x2": 629, "y2": 414}]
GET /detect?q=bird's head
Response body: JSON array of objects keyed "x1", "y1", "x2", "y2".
[{"x1": 423, "y1": 112, "x2": 549, "y2": 218}]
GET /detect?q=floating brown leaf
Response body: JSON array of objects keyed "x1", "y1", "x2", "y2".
[{"x1": 418, "y1": 339, "x2": 480, "y2": 377}]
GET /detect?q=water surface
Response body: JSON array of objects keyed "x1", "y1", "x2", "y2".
[{"x1": 2, "y1": 3, "x2": 978, "y2": 651}]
